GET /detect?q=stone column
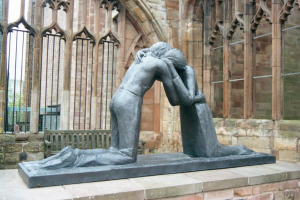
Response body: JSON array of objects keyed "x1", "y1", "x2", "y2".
[
  {"x1": 272, "y1": 0, "x2": 282, "y2": 120},
  {"x1": 30, "y1": 0, "x2": 43, "y2": 133},
  {"x1": 0, "y1": 0, "x2": 8, "y2": 133},
  {"x1": 243, "y1": 0, "x2": 255, "y2": 118},
  {"x1": 60, "y1": 1, "x2": 74, "y2": 130},
  {"x1": 91, "y1": 1, "x2": 100, "y2": 129},
  {"x1": 203, "y1": 0, "x2": 212, "y2": 107},
  {"x1": 222, "y1": 1, "x2": 230, "y2": 118}
]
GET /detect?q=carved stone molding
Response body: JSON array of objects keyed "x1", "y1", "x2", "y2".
[
  {"x1": 100, "y1": 0, "x2": 120, "y2": 11},
  {"x1": 7, "y1": 17, "x2": 36, "y2": 36},
  {"x1": 42, "y1": 23, "x2": 67, "y2": 39},
  {"x1": 209, "y1": 20, "x2": 223, "y2": 45},
  {"x1": 99, "y1": 29, "x2": 120, "y2": 45},
  {"x1": 41, "y1": 0, "x2": 71, "y2": 38},
  {"x1": 73, "y1": 26, "x2": 96, "y2": 44},
  {"x1": 251, "y1": 0, "x2": 272, "y2": 32},
  {"x1": 227, "y1": 11, "x2": 244, "y2": 39},
  {"x1": 7, "y1": 0, "x2": 37, "y2": 35},
  {"x1": 279, "y1": 0, "x2": 296, "y2": 23},
  {"x1": 209, "y1": 0, "x2": 224, "y2": 45},
  {"x1": 42, "y1": 0, "x2": 70, "y2": 12}
]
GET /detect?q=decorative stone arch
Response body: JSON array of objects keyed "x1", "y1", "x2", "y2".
[{"x1": 119, "y1": 0, "x2": 166, "y2": 44}]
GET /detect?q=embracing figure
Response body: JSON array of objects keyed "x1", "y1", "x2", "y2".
[{"x1": 40, "y1": 42, "x2": 253, "y2": 169}]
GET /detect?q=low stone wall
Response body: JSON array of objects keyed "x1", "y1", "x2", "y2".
[
  {"x1": 215, "y1": 119, "x2": 300, "y2": 162},
  {"x1": 0, "y1": 133, "x2": 44, "y2": 169}
]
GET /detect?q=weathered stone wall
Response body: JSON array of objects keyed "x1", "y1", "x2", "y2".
[
  {"x1": 214, "y1": 119, "x2": 300, "y2": 163},
  {"x1": 0, "y1": 133, "x2": 44, "y2": 169},
  {"x1": 140, "y1": 119, "x2": 300, "y2": 163}
]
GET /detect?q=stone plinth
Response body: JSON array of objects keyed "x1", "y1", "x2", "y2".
[{"x1": 19, "y1": 152, "x2": 275, "y2": 188}]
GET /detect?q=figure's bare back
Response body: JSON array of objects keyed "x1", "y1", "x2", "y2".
[{"x1": 120, "y1": 56, "x2": 166, "y2": 96}]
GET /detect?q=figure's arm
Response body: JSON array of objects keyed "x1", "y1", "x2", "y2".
[
  {"x1": 164, "y1": 59, "x2": 199, "y2": 106},
  {"x1": 156, "y1": 60, "x2": 181, "y2": 106}
]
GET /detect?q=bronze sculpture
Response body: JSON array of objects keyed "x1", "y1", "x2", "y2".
[{"x1": 40, "y1": 42, "x2": 253, "y2": 169}]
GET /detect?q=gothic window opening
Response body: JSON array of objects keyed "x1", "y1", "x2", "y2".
[
  {"x1": 70, "y1": 33, "x2": 94, "y2": 130},
  {"x1": 39, "y1": 0, "x2": 68, "y2": 131},
  {"x1": 210, "y1": 0, "x2": 224, "y2": 118},
  {"x1": 4, "y1": 0, "x2": 34, "y2": 133},
  {"x1": 97, "y1": 38, "x2": 117, "y2": 130},
  {"x1": 211, "y1": 36, "x2": 223, "y2": 118},
  {"x1": 228, "y1": 0, "x2": 244, "y2": 119},
  {"x1": 282, "y1": 4, "x2": 300, "y2": 119},
  {"x1": 253, "y1": 18, "x2": 272, "y2": 119},
  {"x1": 39, "y1": 31, "x2": 65, "y2": 131}
]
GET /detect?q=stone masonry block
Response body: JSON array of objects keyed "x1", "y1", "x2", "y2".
[
  {"x1": 249, "y1": 193, "x2": 274, "y2": 200},
  {"x1": 165, "y1": 0, "x2": 179, "y2": 10},
  {"x1": 278, "y1": 121, "x2": 300, "y2": 132},
  {"x1": 15, "y1": 133, "x2": 29, "y2": 141},
  {"x1": 4, "y1": 143, "x2": 22, "y2": 153},
  {"x1": 4, "y1": 153, "x2": 20, "y2": 163},
  {"x1": 238, "y1": 136, "x2": 271, "y2": 149},
  {"x1": 247, "y1": 128, "x2": 273, "y2": 137},
  {"x1": 0, "y1": 135, "x2": 15, "y2": 143},
  {"x1": 274, "y1": 137, "x2": 297, "y2": 151},
  {"x1": 166, "y1": 8, "x2": 179, "y2": 20},
  {"x1": 276, "y1": 130, "x2": 300, "y2": 138},
  {"x1": 260, "y1": 183, "x2": 279, "y2": 193},
  {"x1": 279, "y1": 180, "x2": 299, "y2": 191},
  {"x1": 278, "y1": 150, "x2": 299, "y2": 162},
  {"x1": 234, "y1": 186, "x2": 253, "y2": 197},
  {"x1": 23, "y1": 142, "x2": 40, "y2": 152},
  {"x1": 203, "y1": 189, "x2": 234, "y2": 200},
  {"x1": 0, "y1": 153, "x2": 4, "y2": 164}
]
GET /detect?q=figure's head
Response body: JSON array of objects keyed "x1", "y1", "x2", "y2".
[
  {"x1": 163, "y1": 49, "x2": 187, "y2": 70},
  {"x1": 149, "y1": 42, "x2": 172, "y2": 58}
]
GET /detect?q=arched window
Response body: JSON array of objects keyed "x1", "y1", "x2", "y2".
[
  {"x1": 282, "y1": 2, "x2": 300, "y2": 119},
  {"x1": 252, "y1": 0, "x2": 272, "y2": 119},
  {"x1": 4, "y1": 0, "x2": 35, "y2": 133}
]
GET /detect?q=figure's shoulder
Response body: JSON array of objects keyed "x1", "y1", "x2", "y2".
[{"x1": 144, "y1": 56, "x2": 167, "y2": 66}]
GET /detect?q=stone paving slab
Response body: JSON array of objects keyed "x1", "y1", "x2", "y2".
[
  {"x1": 184, "y1": 169, "x2": 248, "y2": 191},
  {"x1": 129, "y1": 174, "x2": 203, "y2": 199},
  {"x1": 1, "y1": 161, "x2": 300, "y2": 200},
  {"x1": 226, "y1": 164, "x2": 288, "y2": 185},
  {"x1": 18, "y1": 152, "x2": 275, "y2": 188}
]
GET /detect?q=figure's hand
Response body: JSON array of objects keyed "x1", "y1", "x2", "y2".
[
  {"x1": 194, "y1": 90, "x2": 206, "y2": 103},
  {"x1": 135, "y1": 48, "x2": 149, "y2": 64},
  {"x1": 164, "y1": 59, "x2": 178, "y2": 79}
]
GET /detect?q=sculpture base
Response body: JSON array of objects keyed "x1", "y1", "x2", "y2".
[{"x1": 19, "y1": 152, "x2": 275, "y2": 188}]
